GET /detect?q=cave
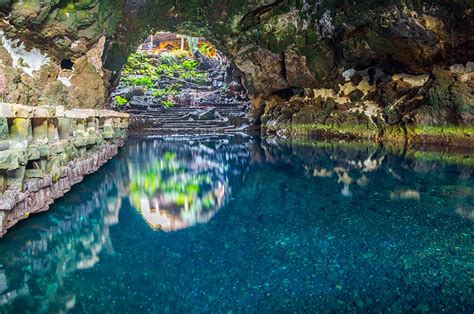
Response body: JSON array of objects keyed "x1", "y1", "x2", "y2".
[
  {"x1": 0, "y1": 1, "x2": 472, "y2": 312},
  {"x1": 60, "y1": 58, "x2": 74, "y2": 70},
  {"x1": 110, "y1": 31, "x2": 251, "y2": 133}
]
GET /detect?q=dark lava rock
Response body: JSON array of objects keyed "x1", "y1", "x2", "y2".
[
  {"x1": 112, "y1": 86, "x2": 145, "y2": 101},
  {"x1": 351, "y1": 74, "x2": 363, "y2": 86},
  {"x1": 194, "y1": 51, "x2": 213, "y2": 71},
  {"x1": 348, "y1": 89, "x2": 365, "y2": 102},
  {"x1": 128, "y1": 96, "x2": 160, "y2": 108},
  {"x1": 198, "y1": 108, "x2": 221, "y2": 120}
]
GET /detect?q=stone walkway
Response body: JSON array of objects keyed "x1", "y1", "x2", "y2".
[
  {"x1": 127, "y1": 104, "x2": 253, "y2": 134},
  {"x1": 0, "y1": 103, "x2": 129, "y2": 237}
]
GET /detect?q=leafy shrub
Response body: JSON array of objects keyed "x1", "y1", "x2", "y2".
[
  {"x1": 180, "y1": 70, "x2": 208, "y2": 84},
  {"x1": 115, "y1": 96, "x2": 128, "y2": 107},
  {"x1": 162, "y1": 100, "x2": 175, "y2": 108},
  {"x1": 169, "y1": 50, "x2": 191, "y2": 59},
  {"x1": 121, "y1": 48, "x2": 209, "y2": 94},
  {"x1": 198, "y1": 43, "x2": 214, "y2": 57},
  {"x1": 155, "y1": 63, "x2": 181, "y2": 76},
  {"x1": 126, "y1": 76, "x2": 153, "y2": 88},
  {"x1": 152, "y1": 87, "x2": 178, "y2": 98},
  {"x1": 123, "y1": 52, "x2": 153, "y2": 76},
  {"x1": 159, "y1": 52, "x2": 178, "y2": 65},
  {"x1": 182, "y1": 59, "x2": 198, "y2": 71}
]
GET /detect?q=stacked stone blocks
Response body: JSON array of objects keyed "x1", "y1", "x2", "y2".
[{"x1": 0, "y1": 103, "x2": 129, "y2": 236}]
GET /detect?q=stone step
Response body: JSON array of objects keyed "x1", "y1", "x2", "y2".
[
  {"x1": 127, "y1": 104, "x2": 250, "y2": 134},
  {"x1": 159, "y1": 123, "x2": 228, "y2": 129},
  {"x1": 129, "y1": 109, "x2": 244, "y2": 116},
  {"x1": 138, "y1": 126, "x2": 238, "y2": 134},
  {"x1": 126, "y1": 106, "x2": 244, "y2": 112},
  {"x1": 137, "y1": 121, "x2": 227, "y2": 126},
  {"x1": 131, "y1": 114, "x2": 243, "y2": 121},
  {"x1": 136, "y1": 118, "x2": 229, "y2": 125}
]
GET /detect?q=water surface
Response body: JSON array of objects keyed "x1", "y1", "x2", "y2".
[{"x1": 0, "y1": 135, "x2": 472, "y2": 313}]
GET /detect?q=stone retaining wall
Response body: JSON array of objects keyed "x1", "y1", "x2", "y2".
[{"x1": 0, "y1": 103, "x2": 129, "y2": 237}]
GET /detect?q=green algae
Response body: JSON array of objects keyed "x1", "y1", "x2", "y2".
[
  {"x1": 413, "y1": 125, "x2": 474, "y2": 138},
  {"x1": 269, "y1": 123, "x2": 379, "y2": 140},
  {"x1": 267, "y1": 121, "x2": 473, "y2": 150}
]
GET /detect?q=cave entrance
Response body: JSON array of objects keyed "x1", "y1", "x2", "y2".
[{"x1": 110, "y1": 32, "x2": 251, "y2": 134}]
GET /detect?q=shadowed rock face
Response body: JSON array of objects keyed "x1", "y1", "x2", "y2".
[{"x1": 0, "y1": 1, "x2": 472, "y2": 138}]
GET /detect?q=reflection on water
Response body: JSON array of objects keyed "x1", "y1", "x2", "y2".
[
  {"x1": 0, "y1": 136, "x2": 472, "y2": 312},
  {"x1": 125, "y1": 137, "x2": 251, "y2": 231},
  {"x1": 0, "y1": 160, "x2": 128, "y2": 312}
]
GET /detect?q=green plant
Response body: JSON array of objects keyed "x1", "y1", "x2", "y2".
[
  {"x1": 120, "y1": 48, "x2": 210, "y2": 93},
  {"x1": 169, "y1": 50, "x2": 191, "y2": 59},
  {"x1": 162, "y1": 100, "x2": 175, "y2": 108},
  {"x1": 182, "y1": 59, "x2": 198, "y2": 71},
  {"x1": 180, "y1": 70, "x2": 208, "y2": 84},
  {"x1": 198, "y1": 43, "x2": 213, "y2": 56},
  {"x1": 158, "y1": 52, "x2": 178, "y2": 65},
  {"x1": 126, "y1": 76, "x2": 153, "y2": 88},
  {"x1": 155, "y1": 63, "x2": 181, "y2": 76},
  {"x1": 152, "y1": 87, "x2": 178, "y2": 98},
  {"x1": 123, "y1": 52, "x2": 153, "y2": 76},
  {"x1": 115, "y1": 96, "x2": 128, "y2": 107}
]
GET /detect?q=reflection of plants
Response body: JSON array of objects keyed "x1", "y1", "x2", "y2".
[{"x1": 127, "y1": 149, "x2": 226, "y2": 231}]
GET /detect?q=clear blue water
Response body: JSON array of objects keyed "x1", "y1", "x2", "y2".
[{"x1": 0, "y1": 135, "x2": 472, "y2": 313}]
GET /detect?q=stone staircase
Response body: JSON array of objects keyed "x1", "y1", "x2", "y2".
[{"x1": 127, "y1": 105, "x2": 253, "y2": 134}]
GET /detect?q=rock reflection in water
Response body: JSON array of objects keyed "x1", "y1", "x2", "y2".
[
  {"x1": 124, "y1": 136, "x2": 252, "y2": 231},
  {"x1": 262, "y1": 140, "x2": 473, "y2": 221},
  {"x1": 0, "y1": 159, "x2": 128, "y2": 313}
]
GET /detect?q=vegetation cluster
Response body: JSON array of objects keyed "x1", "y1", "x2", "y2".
[{"x1": 115, "y1": 50, "x2": 209, "y2": 108}]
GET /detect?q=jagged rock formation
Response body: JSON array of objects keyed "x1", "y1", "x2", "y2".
[
  {"x1": 261, "y1": 63, "x2": 474, "y2": 147},
  {"x1": 0, "y1": 1, "x2": 472, "y2": 143}
]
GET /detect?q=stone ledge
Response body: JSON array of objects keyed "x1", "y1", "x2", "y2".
[
  {"x1": 0, "y1": 103, "x2": 129, "y2": 237},
  {"x1": 0, "y1": 103, "x2": 129, "y2": 119},
  {"x1": 0, "y1": 140, "x2": 126, "y2": 237}
]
